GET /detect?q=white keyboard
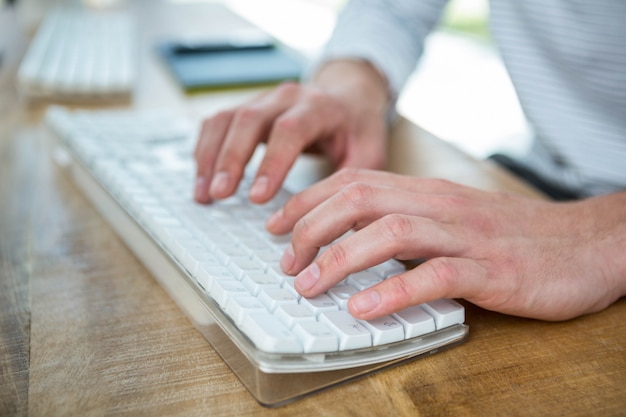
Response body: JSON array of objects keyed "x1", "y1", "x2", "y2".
[
  {"x1": 18, "y1": 8, "x2": 136, "y2": 99},
  {"x1": 45, "y1": 106, "x2": 469, "y2": 406}
]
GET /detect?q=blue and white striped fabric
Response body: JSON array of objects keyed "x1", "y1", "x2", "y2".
[{"x1": 320, "y1": 0, "x2": 626, "y2": 197}]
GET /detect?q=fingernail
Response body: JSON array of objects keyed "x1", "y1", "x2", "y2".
[
  {"x1": 280, "y1": 243, "x2": 295, "y2": 273},
  {"x1": 295, "y1": 262, "x2": 320, "y2": 293},
  {"x1": 194, "y1": 176, "x2": 211, "y2": 202},
  {"x1": 266, "y1": 207, "x2": 283, "y2": 230},
  {"x1": 350, "y1": 290, "x2": 381, "y2": 315},
  {"x1": 210, "y1": 172, "x2": 230, "y2": 197},
  {"x1": 249, "y1": 175, "x2": 269, "y2": 200}
]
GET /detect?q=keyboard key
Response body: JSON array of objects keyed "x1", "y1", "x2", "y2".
[
  {"x1": 225, "y1": 295, "x2": 267, "y2": 326},
  {"x1": 347, "y1": 270, "x2": 383, "y2": 290},
  {"x1": 393, "y1": 305, "x2": 436, "y2": 338},
  {"x1": 266, "y1": 262, "x2": 292, "y2": 284},
  {"x1": 258, "y1": 288, "x2": 298, "y2": 312},
  {"x1": 240, "y1": 312, "x2": 302, "y2": 353},
  {"x1": 280, "y1": 276, "x2": 301, "y2": 298},
  {"x1": 420, "y1": 299, "x2": 465, "y2": 329},
  {"x1": 253, "y1": 249, "x2": 282, "y2": 264},
  {"x1": 210, "y1": 280, "x2": 249, "y2": 308},
  {"x1": 214, "y1": 244, "x2": 250, "y2": 264},
  {"x1": 182, "y1": 250, "x2": 218, "y2": 276},
  {"x1": 327, "y1": 284, "x2": 359, "y2": 309},
  {"x1": 241, "y1": 271, "x2": 281, "y2": 295},
  {"x1": 227, "y1": 256, "x2": 265, "y2": 279},
  {"x1": 360, "y1": 315, "x2": 405, "y2": 346},
  {"x1": 300, "y1": 294, "x2": 339, "y2": 316},
  {"x1": 320, "y1": 310, "x2": 372, "y2": 350},
  {"x1": 369, "y1": 259, "x2": 406, "y2": 278},
  {"x1": 293, "y1": 321, "x2": 339, "y2": 353},
  {"x1": 196, "y1": 260, "x2": 230, "y2": 285},
  {"x1": 274, "y1": 304, "x2": 316, "y2": 328}
]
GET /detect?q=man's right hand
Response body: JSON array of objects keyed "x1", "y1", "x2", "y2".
[{"x1": 193, "y1": 59, "x2": 391, "y2": 205}]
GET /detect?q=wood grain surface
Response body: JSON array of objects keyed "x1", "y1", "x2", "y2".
[{"x1": 1, "y1": 2, "x2": 625, "y2": 416}]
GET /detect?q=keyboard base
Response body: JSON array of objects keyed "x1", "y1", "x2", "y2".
[{"x1": 208, "y1": 320, "x2": 467, "y2": 407}]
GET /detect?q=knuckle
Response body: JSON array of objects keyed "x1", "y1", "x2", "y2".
[
  {"x1": 424, "y1": 257, "x2": 460, "y2": 291},
  {"x1": 322, "y1": 242, "x2": 350, "y2": 270},
  {"x1": 274, "y1": 81, "x2": 300, "y2": 98},
  {"x1": 379, "y1": 214, "x2": 415, "y2": 243},
  {"x1": 384, "y1": 274, "x2": 415, "y2": 306},
  {"x1": 427, "y1": 177, "x2": 456, "y2": 189},
  {"x1": 292, "y1": 215, "x2": 315, "y2": 244},
  {"x1": 440, "y1": 193, "x2": 471, "y2": 209},
  {"x1": 419, "y1": 177, "x2": 462, "y2": 194},
  {"x1": 233, "y1": 105, "x2": 263, "y2": 126},
  {"x1": 211, "y1": 109, "x2": 234, "y2": 126},
  {"x1": 334, "y1": 167, "x2": 364, "y2": 185},
  {"x1": 303, "y1": 88, "x2": 328, "y2": 107},
  {"x1": 340, "y1": 182, "x2": 374, "y2": 210},
  {"x1": 282, "y1": 192, "x2": 306, "y2": 219},
  {"x1": 218, "y1": 144, "x2": 246, "y2": 166},
  {"x1": 201, "y1": 109, "x2": 233, "y2": 133},
  {"x1": 273, "y1": 114, "x2": 304, "y2": 139},
  {"x1": 258, "y1": 152, "x2": 279, "y2": 168}
]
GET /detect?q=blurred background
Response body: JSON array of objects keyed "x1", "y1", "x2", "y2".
[
  {"x1": 2, "y1": 0, "x2": 531, "y2": 159},
  {"x1": 215, "y1": 0, "x2": 531, "y2": 160}
]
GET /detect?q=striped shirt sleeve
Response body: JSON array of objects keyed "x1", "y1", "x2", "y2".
[{"x1": 313, "y1": 0, "x2": 626, "y2": 197}]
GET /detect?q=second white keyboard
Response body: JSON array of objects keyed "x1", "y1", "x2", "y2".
[{"x1": 18, "y1": 8, "x2": 136, "y2": 99}]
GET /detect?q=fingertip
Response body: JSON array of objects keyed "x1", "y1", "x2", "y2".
[
  {"x1": 194, "y1": 176, "x2": 212, "y2": 204},
  {"x1": 279, "y1": 243, "x2": 295, "y2": 274},
  {"x1": 249, "y1": 175, "x2": 273, "y2": 203},
  {"x1": 266, "y1": 207, "x2": 284, "y2": 233},
  {"x1": 348, "y1": 290, "x2": 382, "y2": 319},
  {"x1": 294, "y1": 262, "x2": 321, "y2": 295},
  {"x1": 209, "y1": 171, "x2": 233, "y2": 199}
]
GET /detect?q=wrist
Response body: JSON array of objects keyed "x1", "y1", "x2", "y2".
[
  {"x1": 578, "y1": 193, "x2": 626, "y2": 299},
  {"x1": 311, "y1": 59, "x2": 391, "y2": 120}
]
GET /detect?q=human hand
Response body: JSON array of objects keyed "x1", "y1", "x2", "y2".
[
  {"x1": 194, "y1": 60, "x2": 390, "y2": 205},
  {"x1": 266, "y1": 168, "x2": 626, "y2": 321}
]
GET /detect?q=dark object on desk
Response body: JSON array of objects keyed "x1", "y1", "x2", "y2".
[
  {"x1": 489, "y1": 153, "x2": 580, "y2": 201},
  {"x1": 158, "y1": 40, "x2": 303, "y2": 92}
]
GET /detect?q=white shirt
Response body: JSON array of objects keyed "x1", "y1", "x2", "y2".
[{"x1": 321, "y1": 0, "x2": 626, "y2": 197}]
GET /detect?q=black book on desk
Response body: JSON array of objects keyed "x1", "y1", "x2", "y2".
[{"x1": 157, "y1": 39, "x2": 304, "y2": 92}]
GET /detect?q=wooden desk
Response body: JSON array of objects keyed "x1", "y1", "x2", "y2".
[{"x1": 1, "y1": 2, "x2": 624, "y2": 416}]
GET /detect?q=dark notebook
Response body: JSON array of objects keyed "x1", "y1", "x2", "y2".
[{"x1": 158, "y1": 40, "x2": 303, "y2": 92}]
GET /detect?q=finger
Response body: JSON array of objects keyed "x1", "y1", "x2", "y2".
[
  {"x1": 284, "y1": 183, "x2": 463, "y2": 274},
  {"x1": 348, "y1": 257, "x2": 487, "y2": 320},
  {"x1": 267, "y1": 168, "x2": 384, "y2": 235},
  {"x1": 194, "y1": 110, "x2": 235, "y2": 203},
  {"x1": 267, "y1": 168, "x2": 474, "y2": 234},
  {"x1": 293, "y1": 213, "x2": 466, "y2": 298},
  {"x1": 248, "y1": 92, "x2": 349, "y2": 203},
  {"x1": 210, "y1": 83, "x2": 301, "y2": 199}
]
